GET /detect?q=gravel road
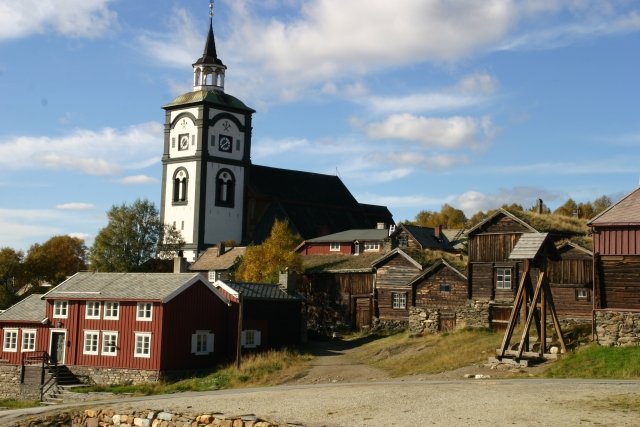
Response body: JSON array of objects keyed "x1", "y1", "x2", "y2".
[{"x1": 2, "y1": 340, "x2": 639, "y2": 426}]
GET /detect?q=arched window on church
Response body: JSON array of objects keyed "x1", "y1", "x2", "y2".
[
  {"x1": 215, "y1": 169, "x2": 235, "y2": 208},
  {"x1": 173, "y1": 168, "x2": 188, "y2": 204}
]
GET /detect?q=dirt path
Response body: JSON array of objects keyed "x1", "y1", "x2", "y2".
[{"x1": 289, "y1": 339, "x2": 391, "y2": 384}]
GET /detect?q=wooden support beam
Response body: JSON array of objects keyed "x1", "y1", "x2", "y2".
[
  {"x1": 517, "y1": 272, "x2": 544, "y2": 359},
  {"x1": 498, "y1": 271, "x2": 529, "y2": 357},
  {"x1": 543, "y1": 283, "x2": 567, "y2": 354}
]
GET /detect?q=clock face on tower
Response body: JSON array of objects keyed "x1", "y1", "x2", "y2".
[
  {"x1": 178, "y1": 134, "x2": 189, "y2": 151},
  {"x1": 218, "y1": 134, "x2": 233, "y2": 153}
]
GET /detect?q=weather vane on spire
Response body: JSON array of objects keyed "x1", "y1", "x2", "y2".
[{"x1": 209, "y1": 1, "x2": 214, "y2": 19}]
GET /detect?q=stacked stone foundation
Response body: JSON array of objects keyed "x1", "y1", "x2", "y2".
[{"x1": 595, "y1": 310, "x2": 640, "y2": 346}]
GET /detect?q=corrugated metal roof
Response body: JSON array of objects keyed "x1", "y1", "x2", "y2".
[
  {"x1": 225, "y1": 282, "x2": 303, "y2": 301},
  {"x1": 509, "y1": 233, "x2": 549, "y2": 260},
  {"x1": 190, "y1": 246, "x2": 246, "y2": 271},
  {"x1": 0, "y1": 294, "x2": 45, "y2": 323},
  {"x1": 588, "y1": 187, "x2": 640, "y2": 226},
  {"x1": 44, "y1": 272, "x2": 205, "y2": 302}
]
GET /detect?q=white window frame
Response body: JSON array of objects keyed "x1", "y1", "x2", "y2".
[
  {"x1": 103, "y1": 302, "x2": 120, "y2": 320},
  {"x1": 3, "y1": 329, "x2": 18, "y2": 352},
  {"x1": 191, "y1": 330, "x2": 214, "y2": 355},
  {"x1": 101, "y1": 331, "x2": 118, "y2": 356},
  {"x1": 392, "y1": 292, "x2": 407, "y2": 309},
  {"x1": 208, "y1": 271, "x2": 217, "y2": 282},
  {"x1": 329, "y1": 242, "x2": 340, "y2": 251},
  {"x1": 83, "y1": 330, "x2": 100, "y2": 355},
  {"x1": 21, "y1": 329, "x2": 36, "y2": 352},
  {"x1": 577, "y1": 288, "x2": 589, "y2": 300},
  {"x1": 496, "y1": 268, "x2": 512, "y2": 290},
  {"x1": 85, "y1": 301, "x2": 101, "y2": 319},
  {"x1": 364, "y1": 242, "x2": 380, "y2": 251},
  {"x1": 136, "y1": 302, "x2": 153, "y2": 321},
  {"x1": 241, "y1": 329, "x2": 262, "y2": 349},
  {"x1": 53, "y1": 300, "x2": 68, "y2": 319},
  {"x1": 134, "y1": 332, "x2": 152, "y2": 358}
]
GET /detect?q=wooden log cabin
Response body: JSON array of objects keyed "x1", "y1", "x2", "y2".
[
  {"x1": 466, "y1": 208, "x2": 590, "y2": 329},
  {"x1": 372, "y1": 249, "x2": 423, "y2": 325},
  {"x1": 587, "y1": 188, "x2": 640, "y2": 345},
  {"x1": 408, "y1": 259, "x2": 468, "y2": 331}
]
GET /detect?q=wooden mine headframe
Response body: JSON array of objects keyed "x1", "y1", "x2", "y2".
[{"x1": 497, "y1": 233, "x2": 567, "y2": 361}]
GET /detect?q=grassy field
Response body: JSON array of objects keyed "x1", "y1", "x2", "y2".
[
  {"x1": 348, "y1": 328, "x2": 503, "y2": 376},
  {"x1": 544, "y1": 344, "x2": 640, "y2": 379},
  {"x1": 0, "y1": 399, "x2": 40, "y2": 409},
  {"x1": 73, "y1": 349, "x2": 312, "y2": 395}
]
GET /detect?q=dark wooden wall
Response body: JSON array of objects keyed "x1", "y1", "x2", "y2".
[
  {"x1": 468, "y1": 262, "x2": 520, "y2": 302},
  {"x1": 414, "y1": 265, "x2": 467, "y2": 311},
  {"x1": 375, "y1": 254, "x2": 421, "y2": 321},
  {"x1": 597, "y1": 255, "x2": 640, "y2": 310},
  {"x1": 301, "y1": 272, "x2": 374, "y2": 328}
]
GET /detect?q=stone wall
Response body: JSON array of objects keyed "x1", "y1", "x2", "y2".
[
  {"x1": 0, "y1": 364, "x2": 40, "y2": 400},
  {"x1": 457, "y1": 300, "x2": 491, "y2": 329},
  {"x1": 370, "y1": 317, "x2": 408, "y2": 332},
  {"x1": 595, "y1": 310, "x2": 640, "y2": 346},
  {"x1": 68, "y1": 366, "x2": 160, "y2": 385},
  {"x1": 408, "y1": 307, "x2": 439, "y2": 336},
  {"x1": 11, "y1": 408, "x2": 280, "y2": 427}
]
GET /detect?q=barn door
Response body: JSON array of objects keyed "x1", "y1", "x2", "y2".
[
  {"x1": 439, "y1": 312, "x2": 456, "y2": 332},
  {"x1": 355, "y1": 297, "x2": 371, "y2": 330},
  {"x1": 490, "y1": 305, "x2": 513, "y2": 331}
]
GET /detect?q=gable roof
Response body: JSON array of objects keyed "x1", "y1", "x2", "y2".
[
  {"x1": 407, "y1": 259, "x2": 467, "y2": 286},
  {"x1": 43, "y1": 272, "x2": 229, "y2": 304},
  {"x1": 214, "y1": 280, "x2": 304, "y2": 302},
  {"x1": 588, "y1": 187, "x2": 640, "y2": 226},
  {"x1": 190, "y1": 246, "x2": 246, "y2": 271},
  {"x1": 246, "y1": 165, "x2": 393, "y2": 242},
  {"x1": 466, "y1": 208, "x2": 537, "y2": 236},
  {"x1": 371, "y1": 248, "x2": 423, "y2": 270},
  {"x1": 0, "y1": 294, "x2": 46, "y2": 323},
  {"x1": 297, "y1": 228, "x2": 389, "y2": 247},
  {"x1": 556, "y1": 241, "x2": 593, "y2": 257},
  {"x1": 509, "y1": 233, "x2": 549, "y2": 260},
  {"x1": 396, "y1": 224, "x2": 456, "y2": 251}
]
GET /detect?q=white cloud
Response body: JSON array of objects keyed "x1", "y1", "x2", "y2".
[
  {"x1": 227, "y1": 0, "x2": 517, "y2": 84},
  {"x1": 455, "y1": 73, "x2": 498, "y2": 95},
  {"x1": 426, "y1": 155, "x2": 470, "y2": 169},
  {"x1": 253, "y1": 137, "x2": 312, "y2": 158},
  {"x1": 116, "y1": 175, "x2": 158, "y2": 185},
  {"x1": 356, "y1": 192, "x2": 447, "y2": 209},
  {"x1": 454, "y1": 187, "x2": 560, "y2": 216},
  {"x1": 367, "y1": 114, "x2": 495, "y2": 149},
  {"x1": 137, "y1": 8, "x2": 202, "y2": 69},
  {"x1": 56, "y1": 203, "x2": 95, "y2": 210},
  {"x1": 0, "y1": 122, "x2": 163, "y2": 176},
  {"x1": 0, "y1": 0, "x2": 117, "y2": 40},
  {"x1": 365, "y1": 93, "x2": 484, "y2": 115},
  {"x1": 67, "y1": 232, "x2": 90, "y2": 243}
]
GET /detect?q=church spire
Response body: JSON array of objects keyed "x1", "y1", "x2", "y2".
[{"x1": 193, "y1": 1, "x2": 227, "y2": 92}]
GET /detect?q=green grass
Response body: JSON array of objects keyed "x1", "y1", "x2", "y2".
[
  {"x1": 0, "y1": 399, "x2": 41, "y2": 409},
  {"x1": 72, "y1": 348, "x2": 312, "y2": 396},
  {"x1": 349, "y1": 328, "x2": 503, "y2": 376},
  {"x1": 545, "y1": 344, "x2": 640, "y2": 379}
]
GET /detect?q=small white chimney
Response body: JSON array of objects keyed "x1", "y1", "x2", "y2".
[
  {"x1": 279, "y1": 269, "x2": 297, "y2": 293},
  {"x1": 376, "y1": 222, "x2": 385, "y2": 230},
  {"x1": 174, "y1": 252, "x2": 188, "y2": 273}
]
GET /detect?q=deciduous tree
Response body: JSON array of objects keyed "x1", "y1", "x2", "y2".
[
  {"x1": 0, "y1": 247, "x2": 23, "y2": 309},
  {"x1": 24, "y1": 235, "x2": 87, "y2": 286},
  {"x1": 90, "y1": 199, "x2": 184, "y2": 272},
  {"x1": 235, "y1": 220, "x2": 302, "y2": 283}
]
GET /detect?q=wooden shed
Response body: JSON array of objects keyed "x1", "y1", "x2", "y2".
[
  {"x1": 372, "y1": 249, "x2": 422, "y2": 323},
  {"x1": 408, "y1": 259, "x2": 468, "y2": 331},
  {"x1": 547, "y1": 242, "x2": 593, "y2": 319}
]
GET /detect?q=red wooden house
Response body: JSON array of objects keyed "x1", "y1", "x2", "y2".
[
  {"x1": 214, "y1": 277, "x2": 305, "y2": 350},
  {"x1": 0, "y1": 294, "x2": 48, "y2": 365},
  {"x1": 588, "y1": 187, "x2": 640, "y2": 345},
  {"x1": 2, "y1": 272, "x2": 239, "y2": 385},
  {"x1": 295, "y1": 228, "x2": 392, "y2": 255}
]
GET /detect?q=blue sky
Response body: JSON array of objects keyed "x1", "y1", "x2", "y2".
[{"x1": 1, "y1": 0, "x2": 639, "y2": 252}]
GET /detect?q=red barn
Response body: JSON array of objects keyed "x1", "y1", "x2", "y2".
[{"x1": 588, "y1": 187, "x2": 640, "y2": 345}]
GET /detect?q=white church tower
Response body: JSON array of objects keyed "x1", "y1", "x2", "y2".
[{"x1": 160, "y1": 1, "x2": 254, "y2": 261}]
